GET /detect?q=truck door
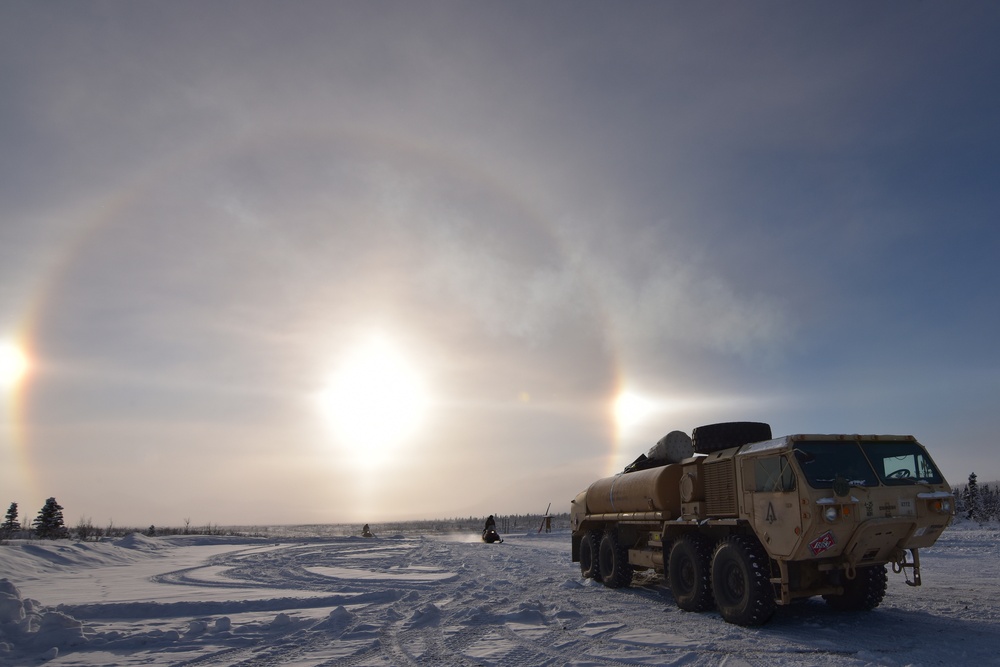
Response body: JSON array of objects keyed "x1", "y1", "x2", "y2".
[{"x1": 745, "y1": 455, "x2": 801, "y2": 558}]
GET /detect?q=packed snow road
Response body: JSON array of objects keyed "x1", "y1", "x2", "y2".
[{"x1": 1, "y1": 524, "x2": 998, "y2": 666}]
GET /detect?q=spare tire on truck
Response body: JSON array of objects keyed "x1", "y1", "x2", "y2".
[{"x1": 692, "y1": 422, "x2": 772, "y2": 454}]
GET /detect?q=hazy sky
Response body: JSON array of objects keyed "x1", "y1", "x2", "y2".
[{"x1": 2, "y1": 2, "x2": 999, "y2": 527}]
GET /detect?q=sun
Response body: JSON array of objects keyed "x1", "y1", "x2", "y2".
[
  {"x1": 318, "y1": 335, "x2": 429, "y2": 461},
  {"x1": 0, "y1": 341, "x2": 30, "y2": 389},
  {"x1": 614, "y1": 390, "x2": 655, "y2": 433}
]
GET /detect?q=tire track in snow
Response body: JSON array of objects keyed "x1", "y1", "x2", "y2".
[{"x1": 5, "y1": 527, "x2": 998, "y2": 665}]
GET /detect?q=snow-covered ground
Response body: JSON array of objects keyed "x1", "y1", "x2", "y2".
[{"x1": 1, "y1": 523, "x2": 998, "y2": 666}]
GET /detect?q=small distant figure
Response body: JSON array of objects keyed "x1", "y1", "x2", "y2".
[
  {"x1": 482, "y1": 515, "x2": 502, "y2": 544},
  {"x1": 362, "y1": 523, "x2": 373, "y2": 538}
]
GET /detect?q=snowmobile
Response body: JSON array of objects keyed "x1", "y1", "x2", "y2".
[
  {"x1": 481, "y1": 515, "x2": 502, "y2": 543},
  {"x1": 482, "y1": 526, "x2": 503, "y2": 543}
]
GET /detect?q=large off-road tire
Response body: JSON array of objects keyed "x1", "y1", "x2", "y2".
[
  {"x1": 667, "y1": 535, "x2": 715, "y2": 611},
  {"x1": 598, "y1": 530, "x2": 633, "y2": 588},
  {"x1": 579, "y1": 530, "x2": 602, "y2": 580},
  {"x1": 823, "y1": 565, "x2": 887, "y2": 611},
  {"x1": 711, "y1": 535, "x2": 776, "y2": 626},
  {"x1": 692, "y1": 422, "x2": 772, "y2": 454}
]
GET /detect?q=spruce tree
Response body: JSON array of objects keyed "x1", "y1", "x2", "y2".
[
  {"x1": 982, "y1": 484, "x2": 997, "y2": 522},
  {"x1": 33, "y1": 497, "x2": 68, "y2": 539},
  {"x1": 1, "y1": 502, "x2": 20, "y2": 536},
  {"x1": 965, "y1": 473, "x2": 980, "y2": 521}
]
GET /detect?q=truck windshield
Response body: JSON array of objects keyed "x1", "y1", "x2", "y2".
[
  {"x1": 793, "y1": 442, "x2": 879, "y2": 489},
  {"x1": 859, "y1": 440, "x2": 944, "y2": 485}
]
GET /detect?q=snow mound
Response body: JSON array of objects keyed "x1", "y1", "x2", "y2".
[
  {"x1": 115, "y1": 532, "x2": 165, "y2": 551},
  {"x1": 0, "y1": 579, "x2": 89, "y2": 663},
  {"x1": 325, "y1": 606, "x2": 354, "y2": 627},
  {"x1": 0, "y1": 580, "x2": 26, "y2": 624},
  {"x1": 504, "y1": 600, "x2": 547, "y2": 625},
  {"x1": 403, "y1": 603, "x2": 442, "y2": 629}
]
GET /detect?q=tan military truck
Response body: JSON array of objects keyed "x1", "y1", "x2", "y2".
[{"x1": 570, "y1": 422, "x2": 955, "y2": 626}]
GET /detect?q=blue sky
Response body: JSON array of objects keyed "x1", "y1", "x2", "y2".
[{"x1": 2, "y1": 2, "x2": 998, "y2": 526}]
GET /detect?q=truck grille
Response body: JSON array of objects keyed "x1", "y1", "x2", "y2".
[{"x1": 704, "y1": 459, "x2": 737, "y2": 517}]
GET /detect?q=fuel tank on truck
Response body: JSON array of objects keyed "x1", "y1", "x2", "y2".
[{"x1": 585, "y1": 464, "x2": 683, "y2": 515}]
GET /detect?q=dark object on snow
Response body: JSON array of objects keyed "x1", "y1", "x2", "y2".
[
  {"x1": 482, "y1": 515, "x2": 502, "y2": 543},
  {"x1": 482, "y1": 527, "x2": 503, "y2": 543},
  {"x1": 361, "y1": 524, "x2": 373, "y2": 538}
]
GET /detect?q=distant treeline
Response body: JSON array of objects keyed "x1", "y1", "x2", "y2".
[
  {"x1": 954, "y1": 473, "x2": 1000, "y2": 523},
  {"x1": 242, "y1": 513, "x2": 570, "y2": 539},
  {"x1": 1, "y1": 503, "x2": 570, "y2": 542},
  {"x1": 344, "y1": 513, "x2": 570, "y2": 536}
]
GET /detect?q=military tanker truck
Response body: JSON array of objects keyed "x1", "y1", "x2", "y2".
[{"x1": 570, "y1": 422, "x2": 954, "y2": 626}]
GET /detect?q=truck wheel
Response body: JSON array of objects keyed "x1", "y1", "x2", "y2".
[
  {"x1": 579, "y1": 530, "x2": 602, "y2": 580},
  {"x1": 711, "y1": 536, "x2": 776, "y2": 626},
  {"x1": 598, "y1": 530, "x2": 633, "y2": 588},
  {"x1": 667, "y1": 535, "x2": 715, "y2": 611},
  {"x1": 823, "y1": 565, "x2": 887, "y2": 611},
  {"x1": 692, "y1": 422, "x2": 772, "y2": 454}
]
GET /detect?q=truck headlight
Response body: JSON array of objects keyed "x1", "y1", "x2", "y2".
[{"x1": 824, "y1": 507, "x2": 839, "y2": 522}]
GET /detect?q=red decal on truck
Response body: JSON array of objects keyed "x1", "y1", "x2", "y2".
[{"x1": 809, "y1": 530, "x2": 836, "y2": 555}]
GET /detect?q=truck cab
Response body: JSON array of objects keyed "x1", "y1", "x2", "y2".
[{"x1": 735, "y1": 435, "x2": 953, "y2": 601}]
